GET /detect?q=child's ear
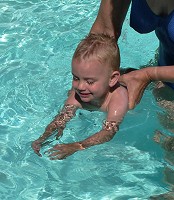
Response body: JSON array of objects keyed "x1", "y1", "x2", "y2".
[{"x1": 109, "y1": 71, "x2": 120, "y2": 87}]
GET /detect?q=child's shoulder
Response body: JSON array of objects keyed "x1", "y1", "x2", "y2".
[
  {"x1": 106, "y1": 85, "x2": 128, "y2": 121},
  {"x1": 112, "y1": 84, "x2": 128, "y2": 98},
  {"x1": 108, "y1": 84, "x2": 128, "y2": 109},
  {"x1": 66, "y1": 89, "x2": 82, "y2": 108}
]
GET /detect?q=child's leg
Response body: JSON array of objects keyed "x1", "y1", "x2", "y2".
[
  {"x1": 150, "y1": 191, "x2": 174, "y2": 200},
  {"x1": 153, "y1": 130, "x2": 174, "y2": 151},
  {"x1": 153, "y1": 130, "x2": 168, "y2": 143},
  {"x1": 152, "y1": 83, "x2": 174, "y2": 152},
  {"x1": 153, "y1": 81, "x2": 174, "y2": 133}
]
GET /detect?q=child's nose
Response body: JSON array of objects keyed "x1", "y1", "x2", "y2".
[{"x1": 77, "y1": 81, "x2": 86, "y2": 90}]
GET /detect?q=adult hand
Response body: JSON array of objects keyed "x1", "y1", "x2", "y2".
[
  {"x1": 45, "y1": 142, "x2": 84, "y2": 160},
  {"x1": 119, "y1": 68, "x2": 151, "y2": 109}
]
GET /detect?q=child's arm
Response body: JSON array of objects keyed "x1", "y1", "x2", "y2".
[
  {"x1": 31, "y1": 90, "x2": 80, "y2": 156},
  {"x1": 78, "y1": 87, "x2": 128, "y2": 149},
  {"x1": 45, "y1": 122, "x2": 119, "y2": 160},
  {"x1": 46, "y1": 87, "x2": 128, "y2": 160},
  {"x1": 31, "y1": 104, "x2": 77, "y2": 156}
]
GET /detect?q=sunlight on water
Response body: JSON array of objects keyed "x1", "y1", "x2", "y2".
[{"x1": 0, "y1": 0, "x2": 173, "y2": 200}]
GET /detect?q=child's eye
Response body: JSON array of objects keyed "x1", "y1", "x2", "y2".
[
  {"x1": 73, "y1": 76, "x2": 79, "y2": 81},
  {"x1": 87, "y1": 80, "x2": 94, "y2": 85}
]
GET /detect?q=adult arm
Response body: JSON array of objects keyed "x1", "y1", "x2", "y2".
[
  {"x1": 119, "y1": 66, "x2": 174, "y2": 109},
  {"x1": 146, "y1": 66, "x2": 174, "y2": 82},
  {"x1": 90, "y1": 0, "x2": 131, "y2": 40}
]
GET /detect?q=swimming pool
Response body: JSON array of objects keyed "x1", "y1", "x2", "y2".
[{"x1": 0, "y1": 0, "x2": 173, "y2": 199}]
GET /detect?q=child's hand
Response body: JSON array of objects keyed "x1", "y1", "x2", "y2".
[
  {"x1": 31, "y1": 139, "x2": 42, "y2": 157},
  {"x1": 45, "y1": 142, "x2": 84, "y2": 160}
]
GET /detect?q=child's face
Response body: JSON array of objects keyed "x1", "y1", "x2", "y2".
[{"x1": 72, "y1": 57, "x2": 115, "y2": 103}]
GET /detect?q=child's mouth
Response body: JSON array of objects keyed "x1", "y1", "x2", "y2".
[{"x1": 79, "y1": 92, "x2": 91, "y2": 98}]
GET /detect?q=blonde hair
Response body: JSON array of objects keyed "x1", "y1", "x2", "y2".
[{"x1": 73, "y1": 33, "x2": 120, "y2": 71}]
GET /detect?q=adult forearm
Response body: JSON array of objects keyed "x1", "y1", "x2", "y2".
[
  {"x1": 90, "y1": 0, "x2": 131, "y2": 40},
  {"x1": 146, "y1": 66, "x2": 174, "y2": 82}
]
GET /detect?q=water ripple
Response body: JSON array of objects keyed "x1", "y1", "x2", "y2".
[{"x1": 0, "y1": 0, "x2": 168, "y2": 200}]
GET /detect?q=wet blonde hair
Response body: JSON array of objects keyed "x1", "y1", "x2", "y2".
[{"x1": 73, "y1": 33, "x2": 120, "y2": 71}]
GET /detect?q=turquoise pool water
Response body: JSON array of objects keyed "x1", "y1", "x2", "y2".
[{"x1": 0, "y1": 0, "x2": 173, "y2": 199}]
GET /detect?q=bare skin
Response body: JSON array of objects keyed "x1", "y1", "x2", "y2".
[
  {"x1": 119, "y1": 66, "x2": 174, "y2": 109},
  {"x1": 90, "y1": 0, "x2": 174, "y2": 40},
  {"x1": 90, "y1": 0, "x2": 174, "y2": 109},
  {"x1": 152, "y1": 130, "x2": 174, "y2": 200},
  {"x1": 87, "y1": 1, "x2": 174, "y2": 199},
  {"x1": 119, "y1": 68, "x2": 151, "y2": 109},
  {"x1": 150, "y1": 191, "x2": 174, "y2": 200},
  {"x1": 31, "y1": 104, "x2": 78, "y2": 157},
  {"x1": 32, "y1": 54, "x2": 128, "y2": 160},
  {"x1": 146, "y1": 0, "x2": 174, "y2": 16},
  {"x1": 154, "y1": 130, "x2": 174, "y2": 151}
]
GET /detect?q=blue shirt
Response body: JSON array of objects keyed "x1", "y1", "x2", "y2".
[{"x1": 130, "y1": 0, "x2": 174, "y2": 89}]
